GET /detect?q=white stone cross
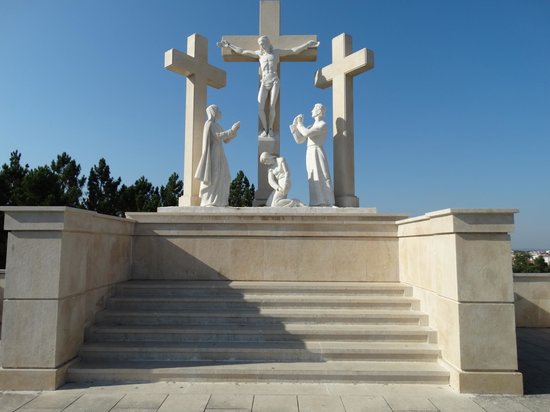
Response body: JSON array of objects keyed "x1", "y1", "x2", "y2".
[
  {"x1": 220, "y1": 0, "x2": 318, "y2": 206},
  {"x1": 315, "y1": 33, "x2": 374, "y2": 208},
  {"x1": 165, "y1": 33, "x2": 227, "y2": 207}
]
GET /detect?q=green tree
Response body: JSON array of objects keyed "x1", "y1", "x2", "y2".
[
  {"x1": 85, "y1": 158, "x2": 122, "y2": 216},
  {"x1": 228, "y1": 170, "x2": 255, "y2": 207},
  {"x1": 19, "y1": 165, "x2": 63, "y2": 206},
  {"x1": 0, "y1": 150, "x2": 29, "y2": 206},
  {"x1": 160, "y1": 172, "x2": 183, "y2": 207},
  {"x1": 533, "y1": 256, "x2": 550, "y2": 273},
  {"x1": 0, "y1": 151, "x2": 30, "y2": 268},
  {"x1": 50, "y1": 152, "x2": 86, "y2": 207},
  {"x1": 512, "y1": 251, "x2": 533, "y2": 273},
  {"x1": 121, "y1": 177, "x2": 161, "y2": 213}
]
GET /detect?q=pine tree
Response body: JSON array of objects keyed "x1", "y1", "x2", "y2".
[
  {"x1": 0, "y1": 150, "x2": 29, "y2": 206},
  {"x1": 50, "y1": 152, "x2": 86, "y2": 207},
  {"x1": 121, "y1": 176, "x2": 161, "y2": 213},
  {"x1": 85, "y1": 158, "x2": 122, "y2": 216},
  {"x1": 160, "y1": 172, "x2": 183, "y2": 207},
  {"x1": 228, "y1": 170, "x2": 255, "y2": 207}
]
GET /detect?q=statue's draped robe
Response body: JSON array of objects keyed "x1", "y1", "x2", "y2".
[
  {"x1": 195, "y1": 118, "x2": 237, "y2": 207},
  {"x1": 291, "y1": 121, "x2": 335, "y2": 207}
]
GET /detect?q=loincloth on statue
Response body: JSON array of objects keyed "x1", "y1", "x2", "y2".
[{"x1": 260, "y1": 72, "x2": 280, "y2": 90}]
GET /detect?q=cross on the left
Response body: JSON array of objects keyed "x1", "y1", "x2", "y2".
[{"x1": 165, "y1": 34, "x2": 226, "y2": 207}]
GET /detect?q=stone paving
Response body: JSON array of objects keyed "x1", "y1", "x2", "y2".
[{"x1": 1, "y1": 328, "x2": 549, "y2": 412}]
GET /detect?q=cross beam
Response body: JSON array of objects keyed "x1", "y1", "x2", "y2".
[
  {"x1": 165, "y1": 33, "x2": 226, "y2": 206},
  {"x1": 220, "y1": 0, "x2": 318, "y2": 206},
  {"x1": 315, "y1": 33, "x2": 374, "y2": 208}
]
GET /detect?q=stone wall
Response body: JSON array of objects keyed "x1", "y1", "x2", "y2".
[
  {"x1": 127, "y1": 208, "x2": 404, "y2": 282},
  {"x1": 0, "y1": 269, "x2": 4, "y2": 330},
  {"x1": 0, "y1": 207, "x2": 134, "y2": 390},
  {"x1": 398, "y1": 209, "x2": 523, "y2": 395},
  {"x1": 515, "y1": 274, "x2": 550, "y2": 327}
]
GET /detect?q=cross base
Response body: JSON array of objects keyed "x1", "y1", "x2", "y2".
[
  {"x1": 335, "y1": 195, "x2": 360, "y2": 208},
  {"x1": 178, "y1": 194, "x2": 201, "y2": 207}
]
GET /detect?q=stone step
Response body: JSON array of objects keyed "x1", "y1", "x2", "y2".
[
  {"x1": 105, "y1": 296, "x2": 418, "y2": 311},
  {"x1": 67, "y1": 360, "x2": 450, "y2": 385},
  {"x1": 74, "y1": 280, "x2": 446, "y2": 386},
  {"x1": 95, "y1": 309, "x2": 428, "y2": 327},
  {"x1": 115, "y1": 281, "x2": 411, "y2": 297},
  {"x1": 85, "y1": 324, "x2": 436, "y2": 344},
  {"x1": 78, "y1": 341, "x2": 441, "y2": 362}
]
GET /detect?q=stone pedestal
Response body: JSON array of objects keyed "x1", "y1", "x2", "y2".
[
  {"x1": 398, "y1": 209, "x2": 523, "y2": 395},
  {"x1": 0, "y1": 207, "x2": 134, "y2": 390},
  {"x1": 130, "y1": 207, "x2": 396, "y2": 282}
]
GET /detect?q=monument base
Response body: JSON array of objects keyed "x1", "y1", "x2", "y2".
[
  {"x1": 178, "y1": 194, "x2": 201, "y2": 207},
  {"x1": 336, "y1": 194, "x2": 360, "y2": 208},
  {"x1": 0, "y1": 360, "x2": 75, "y2": 390},
  {"x1": 136, "y1": 207, "x2": 391, "y2": 282}
]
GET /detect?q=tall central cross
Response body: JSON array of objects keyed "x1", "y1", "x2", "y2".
[{"x1": 220, "y1": 0, "x2": 318, "y2": 206}]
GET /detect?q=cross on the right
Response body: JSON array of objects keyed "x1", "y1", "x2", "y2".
[{"x1": 315, "y1": 33, "x2": 374, "y2": 208}]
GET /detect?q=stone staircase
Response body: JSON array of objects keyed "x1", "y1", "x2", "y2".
[{"x1": 67, "y1": 281, "x2": 450, "y2": 385}]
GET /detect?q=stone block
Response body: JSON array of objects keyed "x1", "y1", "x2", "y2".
[
  {"x1": 449, "y1": 368, "x2": 523, "y2": 395},
  {"x1": 5, "y1": 231, "x2": 63, "y2": 299},
  {"x1": 1, "y1": 295, "x2": 85, "y2": 368},
  {"x1": 455, "y1": 234, "x2": 514, "y2": 302},
  {"x1": 514, "y1": 275, "x2": 550, "y2": 327},
  {"x1": 458, "y1": 303, "x2": 518, "y2": 371}
]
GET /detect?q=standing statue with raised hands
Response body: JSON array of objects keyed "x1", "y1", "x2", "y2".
[
  {"x1": 290, "y1": 103, "x2": 335, "y2": 207},
  {"x1": 195, "y1": 105, "x2": 240, "y2": 207},
  {"x1": 218, "y1": 36, "x2": 319, "y2": 138}
]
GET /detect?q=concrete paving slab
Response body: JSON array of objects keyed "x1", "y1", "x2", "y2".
[
  {"x1": 341, "y1": 395, "x2": 392, "y2": 412},
  {"x1": 206, "y1": 393, "x2": 253, "y2": 409},
  {"x1": 516, "y1": 395, "x2": 550, "y2": 412},
  {"x1": 113, "y1": 393, "x2": 168, "y2": 409},
  {"x1": 429, "y1": 396, "x2": 485, "y2": 412},
  {"x1": 20, "y1": 392, "x2": 82, "y2": 409},
  {"x1": 472, "y1": 396, "x2": 532, "y2": 411},
  {"x1": 62, "y1": 393, "x2": 125, "y2": 412},
  {"x1": 110, "y1": 410, "x2": 157, "y2": 412},
  {"x1": 183, "y1": 382, "x2": 329, "y2": 395},
  {"x1": 252, "y1": 395, "x2": 298, "y2": 412},
  {"x1": 204, "y1": 410, "x2": 250, "y2": 412},
  {"x1": 384, "y1": 393, "x2": 438, "y2": 411},
  {"x1": 298, "y1": 395, "x2": 345, "y2": 412},
  {"x1": 0, "y1": 393, "x2": 39, "y2": 412},
  {"x1": 157, "y1": 394, "x2": 210, "y2": 412}
]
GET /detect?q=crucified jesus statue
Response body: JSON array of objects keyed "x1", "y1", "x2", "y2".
[{"x1": 218, "y1": 35, "x2": 319, "y2": 138}]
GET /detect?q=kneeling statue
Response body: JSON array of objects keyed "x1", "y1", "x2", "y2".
[{"x1": 260, "y1": 152, "x2": 304, "y2": 207}]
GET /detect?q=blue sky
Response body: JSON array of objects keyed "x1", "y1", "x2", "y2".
[{"x1": 0, "y1": 0, "x2": 549, "y2": 249}]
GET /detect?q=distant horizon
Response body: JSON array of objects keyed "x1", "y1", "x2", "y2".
[{"x1": 1, "y1": 0, "x2": 549, "y2": 249}]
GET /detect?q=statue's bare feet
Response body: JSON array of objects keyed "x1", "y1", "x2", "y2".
[
  {"x1": 268, "y1": 128, "x2": 274, "y2": 138},
  {"x1": 259, "y1": 129, "x2": 268, "y2": 138}
]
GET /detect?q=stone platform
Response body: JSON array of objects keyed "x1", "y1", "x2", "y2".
[
  {"x1": 128, "y1": 207, "x2": 402, "y2": 282},
  {"x1": 0, "y1": 206, "x2": 522, "y2": 394}
]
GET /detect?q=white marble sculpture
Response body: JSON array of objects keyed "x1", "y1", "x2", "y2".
[
  {"x1": 290, "y1": 103, "x2": 335, "y2": 207},
  {"x1": 259, "y1": 152, "x2": 304, "y2": 208},
  {"x1": 218, "y1": 36, "x2": 319, "y2": 138},
  {"x1": 194, "y1": 105, "x2": 240, "y2": 207}
]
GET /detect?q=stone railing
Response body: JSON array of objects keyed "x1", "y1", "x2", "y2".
[
  {"x1": 514, "y1": 273, "x2": 550, "y2": 327},
  {"x1": 0, "y1": 207, "x2": 135, "y2": 390},
  {"x1": 397, "y1": 209, "x2": 522, "y2": 394}
]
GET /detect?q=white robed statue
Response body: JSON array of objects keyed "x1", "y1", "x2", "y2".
[
  {"x1": 259, "y1": 152, "x2": 304, "y2": 207},
  {"x1": 194, "y1": 105, "x2": 240, "y2": 207},
  {"x1": 289, "y1": 103, "x2": 335, "y2": 207}
]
